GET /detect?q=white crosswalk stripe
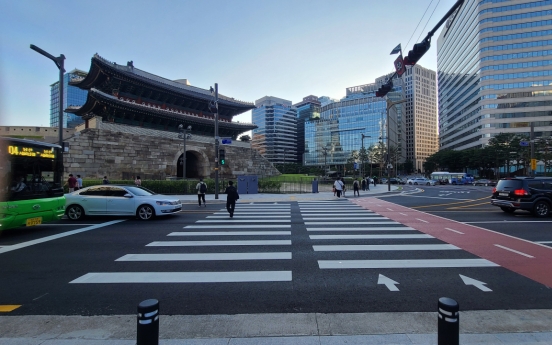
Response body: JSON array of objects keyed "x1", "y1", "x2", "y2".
[
  {"x1": 71, "y1": 202, "x2": 294, "y2": 284},
  {"x1": 300, "y1": 200, "x2": 501, "y2": 272}
]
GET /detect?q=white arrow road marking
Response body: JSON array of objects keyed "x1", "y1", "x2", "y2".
[
  {"x1": 378, "y1": 274, "x2": 399, "y2": 291},
  {"x1": 459, "y1": 274, "x2": 492, "y2": 292}
]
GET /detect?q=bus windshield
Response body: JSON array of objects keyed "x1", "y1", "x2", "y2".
[{"x1": 1, "y1": 137, "x2": 65, "y2": 231}]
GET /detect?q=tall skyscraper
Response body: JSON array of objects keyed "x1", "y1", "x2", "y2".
[
  {"x1": 437, "y1": 0, "x2": 552, "y2": 151},
  {"x1": 252, "y1": 96, "x2": 298, "y2": 164},
  {"x1": 397, "y1": 65, "x2": 438, "y2": 173},
  {"x1": 50, "y1": 69, "x2": 88, "y2": 129},
  {"x1": 293, "y1": 95, "x2": 321, "y2": 163}
]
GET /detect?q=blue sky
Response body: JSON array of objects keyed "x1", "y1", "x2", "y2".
[{"x1": 0, "y1": 0, "x2": 456, "y2": 127}]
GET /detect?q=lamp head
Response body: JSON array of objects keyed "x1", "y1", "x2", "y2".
[
  {"x1": 187, "y1": 125, "x2": 192, "y2": 130},
  {"x1": 178, "y1": 124, "x2": 183, "y2": 130}
]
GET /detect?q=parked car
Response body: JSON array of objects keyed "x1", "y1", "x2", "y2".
[
  {"x1": 473, "y1": 179, "x2": 496, "y2": 186},
  {"x1": 65, "y1": 185, "x2": 182, "y2": 221},
  {"x1": 491, "y1": 177, "x2": 552, "y2": 217},
  {"x1": 389, "y1": 178, "x2": 404, "y2": 185},
  {"x1": 407, "y1": 177, "x2": 430, "y2": 185}
]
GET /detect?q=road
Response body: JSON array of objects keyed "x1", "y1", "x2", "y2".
[{"x1": 1, "y1": 185, "x2": 551, "y2": 317}]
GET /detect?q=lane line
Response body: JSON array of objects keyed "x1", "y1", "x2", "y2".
[
  {"x1": 416, "y1": 218, "x2": 429, "y2": 223},
  {"x1": 306, "y1": 221, "x2": 399, "y2": 225},
  {"x1": 318, "y1": 259, "x2": 499, "y2": 269},
  {"x1": 494, "y1": 244, "x2": 534, "y2": 258},
  {"x1": 70, "y1": 271, "x2": 293, "y2": 283},
  {"x1": 306, "y1": 227, "x2": 415, "y2": 231},
  {"x1": 310, "y1": 234, "x2": 433, "y2": 240},
  {"x1": 386, "y1": 208, "x2": 394, "y2": 211},
  {"x1": 212, "y1": 212, "x2": 290, "y2": 215},
  {"x1": 399, "y1": 213, "x2": 408, "y2": 216},
  {"x1": 445, "y1": 227, "x2": 464, "y2": 235},
  {"x1": 168, "y1": 231, "x2": 291, "y2": 236},
  {"x1": 465, "y1": 221, "x2": 552, "y2": 223},
  {"x1": 146, "y1": 240, "x2": 292, "y2": 246},
  {"x1": 300, "y1": 210, "x2": 374, "y2": 213},
  {"x1": 116, "y1": 252, "x2": 292, "y2": 261},
  {"x1": 184, "y1": 225, "x2": 291, "y2": 229},
  {"x1": 537, "y1": 241, "x2": 552, "y2": 244},
  {"x1": 313, "y1": 244, "x2": 459, "y2": 251},
  {"x1": 0, "y1": 220, "x2": 126, "y2": 255}
]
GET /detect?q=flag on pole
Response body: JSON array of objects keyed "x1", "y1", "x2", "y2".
[{"x1": 390, "y1": 44, "x2": 402, "y2": 55}]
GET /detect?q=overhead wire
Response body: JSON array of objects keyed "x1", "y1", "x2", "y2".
[
  {"x1": 404, "y1": 0, "x2": 435, "y2": 51},
  {"x1": 416, "y1": 0, "x2": 441, "y2": 43}
]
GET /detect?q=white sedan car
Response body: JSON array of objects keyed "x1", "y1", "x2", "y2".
[
  {"x1": 407, "y1": 177, "x2": 431, "y2": 185},
  {"x1": 65, "y1": 185, "x2": 182, "y2": 220}
]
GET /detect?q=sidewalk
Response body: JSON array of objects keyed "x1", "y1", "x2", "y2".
[{"x1": 1, "y1": 186, "x2": 551, "y2": 344}]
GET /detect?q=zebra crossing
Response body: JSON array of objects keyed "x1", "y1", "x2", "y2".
[
  {"x1": 70, "y1": 203, "x2": 293, "y2": 284},
  {"x1": 299, "y1": 201, "x2": 498, "y2": 272}
]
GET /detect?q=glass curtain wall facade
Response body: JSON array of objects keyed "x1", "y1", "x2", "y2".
[
  {"x1": 304, "y1": 84, "x2": 392, "y2": 172},
  {"x1": 437, "y1": 0, "x2": 552, "y2": 150},
  {"x1": 50, "y1": 69, "x2": 88, "y2": 129},
  {"x1": 294, "y1": 95, "x2": 321, "y2": 164},
  {"x1": 252, "y1": 96, "x2": 298, "y2": 164}
]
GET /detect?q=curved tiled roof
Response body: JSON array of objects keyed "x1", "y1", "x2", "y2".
[
  {"x1": 71, "y1": 54, "x2": 255, "y2": 111},
  {"x1": 66, "y1": 88, "x2": 257, "y2": 132}
]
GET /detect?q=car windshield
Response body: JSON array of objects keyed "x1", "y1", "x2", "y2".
[{"x1": 125, "y1": 186, "x2": 157, "y2": 196}]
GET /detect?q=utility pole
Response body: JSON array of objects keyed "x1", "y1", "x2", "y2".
[{"x1": 210, "y1": 84, "x2": 220, "y2": 199}]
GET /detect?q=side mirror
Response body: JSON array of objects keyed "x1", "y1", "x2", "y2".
[{"x1": 124, "y1": 194, "x2": 133, "y2": 198}]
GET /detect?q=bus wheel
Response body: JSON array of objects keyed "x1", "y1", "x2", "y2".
[{"x1": 66, "y1": 205, "x2": 84, "y2": 220}]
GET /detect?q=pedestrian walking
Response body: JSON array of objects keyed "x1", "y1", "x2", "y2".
[
  {"x1": 76, "y1": 174, "x2": 83, "y2": 190},
  {"x1": 365, "y1": 177, "x2": 370, "y2": 191},
  {"x1": 102, "y1": 176, "x2": 110, "y2": 184},
  {"x1": 373, "y1": 177, "x2": 377, "y2": 187},
  {"x1": 341, "y1": 178, "x2": 346, "y2": 197},
  {"x1": 65, "y1": 174, "x2": 77, "y2": 192},
  {"x1": 196, "y1": 178, "x2": 207, "y2": 207},
  {"x1": 224, "y1": 180, "x2": 239, "y2": 218},
  {"x1": 361, "y1": 178, "x2": 366, "y2": 191},
  {"x1": 134, "y1": 176, "x2": 142, "y2": 186},
  {"x1": 333, "y1": 178, "x2": 344, "y2": 198},
  {"x1": 353, "y1": 178, "x2": 360, "y2": 197}
]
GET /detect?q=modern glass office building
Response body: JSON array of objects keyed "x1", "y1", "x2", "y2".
[
  {"x1": 293, "y1": 95, "x2": 321, "y2": 163},
  {"x1": 50, "y1": 69, "x2": 88, "y2": 128},
  {"x1": 437, "y1": 0, "x2": 552, "y2": 150},
  {"x1": 252, "y1": 96, "x2": 298, "y2": 164},
  {"x1": 303, "y1": 81, "x2": 405, "y2": 173}
]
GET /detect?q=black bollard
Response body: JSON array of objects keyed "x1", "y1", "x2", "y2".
[
  {"x1": 137, "y1": 299, "x2": 159, "y2": 345},
  {"x1": 438, "y1": 297, "x2": 459, "y2": 345}
]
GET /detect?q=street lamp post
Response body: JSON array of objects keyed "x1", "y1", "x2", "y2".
[
  {"x1": 321, "y1": 146, "x2": 330, "y2": 176},
  {"x1": 209, "y1": 84, "x2": 220, "y2": 199},
  {"x1": 30, "y1": 44, "x2": 65, "y2": 186},
  {"x1": 386, "y1": 99, "x2": 406, "y2": 192},
  {"x1": 178, "y1": 125, "x2": 192, "y2": 179}
]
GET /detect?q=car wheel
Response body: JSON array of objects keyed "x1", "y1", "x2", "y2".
[
  {"x1": 426, "y1": 182, "x2": 430, "y2": 186},
  {"x1": 137, "y1": 204, "x2": 155, "y2": 220},
  {"x1": 500, "y1": 207, "x2": 515, "y2": 214},
  {"x1": 532, "y1": 200, "x2": 551, "y2": 218},
  {"x1": 409, "y1": 182, "x2": 412, "y2": 185},
  {"x1": 66, "y1": 205, "x2": 84, "y2": 220}
]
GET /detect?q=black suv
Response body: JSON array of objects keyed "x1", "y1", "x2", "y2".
[{"x1": 491, "y1": 177, "x2": 552, "y2": 217}]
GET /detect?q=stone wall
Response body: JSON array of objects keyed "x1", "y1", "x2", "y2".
[{"x1": 63, "y1": 128, "x2": 280, "y2": 179}]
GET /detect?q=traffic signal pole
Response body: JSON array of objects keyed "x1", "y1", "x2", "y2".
[{"x1": 214, "y1": 83, "x2": 220, "y2": 199}]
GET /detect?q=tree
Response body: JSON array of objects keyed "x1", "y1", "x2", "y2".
[{"x1": 239, "y1": 135, "x2": 251, "y2": 142}]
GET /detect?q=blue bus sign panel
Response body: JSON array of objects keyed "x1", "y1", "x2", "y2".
[
  {"x1": 520, "y1": 141, "x2": 529, "y2": 147},
  {"x1": 221, "y1": 138, "x2": 232, "y2": 145}
]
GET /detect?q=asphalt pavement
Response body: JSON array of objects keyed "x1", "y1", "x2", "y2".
[{"x1": 1, "y1": 184, "x2": 551, "y2": 344}]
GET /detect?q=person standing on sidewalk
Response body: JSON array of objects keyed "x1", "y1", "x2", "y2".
[
  {"x1": 353, "y1": 178, "x2": 360, "y2": 197},
  {"x1": 224, "y1": 180, "x2": 239, "y2": 218},
  {"x1": 196, "y1": 178, "x2": 207, "y2": 207},
  {"x1": 76, "y1": 175, "x2": 83, "y2": 190},
  {"x1": 361, "y1": 178, "x2": 366, "y2": 191},
  {"x1": 333, "y1": 178, "x2": 344, "y2": 198}
]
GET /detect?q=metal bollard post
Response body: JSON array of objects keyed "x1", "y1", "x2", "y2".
[
  {"x1": 438, "y1": 297, "x2": 459, "y2": 345},
  {"x1": 137, "y1": 299, "x2": 159, "y2": 345}
]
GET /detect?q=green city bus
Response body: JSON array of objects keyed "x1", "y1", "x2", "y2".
[{"x1": 0, "y1": 137, "x2": 65, "y2": 231}]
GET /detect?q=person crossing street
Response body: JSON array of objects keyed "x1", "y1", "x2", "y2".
[
  {"x1": 196, "y1": 178, "x2": 207, "y2": 207},
  {"x1": 224, "y1": 180, "x2": 239, "y2": 218}
]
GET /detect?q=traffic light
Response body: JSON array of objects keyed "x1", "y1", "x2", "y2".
[
  {"x1": 404, "y1": 39, "x2": 431, "y2": 66},
  {"x1": 219, "y1": 149, "x2": 226, "y2": 165},
  {"x1": 375, "y1": 80, "x2": 393, "y2": 98}
]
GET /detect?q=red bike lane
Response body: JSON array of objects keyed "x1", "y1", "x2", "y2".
[{"x1": 353, "y1": 197, "x2": 552, "y2": 288}]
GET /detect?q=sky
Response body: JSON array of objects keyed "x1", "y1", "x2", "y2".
[{"x1": 0, "y1": 0, "x2": 457, "y2": 127}]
